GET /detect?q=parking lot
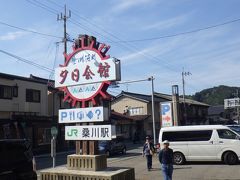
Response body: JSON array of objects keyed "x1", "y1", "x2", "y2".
[
  {"x1": 109, "y1": 146, "x2": 240, "y2": 180},
  {"x1": 37, "y1": 145, "x2": 240, "y2": 180}
]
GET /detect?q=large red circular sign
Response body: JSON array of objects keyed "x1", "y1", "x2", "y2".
[{"x1": 59, "y1": 37, "x2": 111, "y2": 107}]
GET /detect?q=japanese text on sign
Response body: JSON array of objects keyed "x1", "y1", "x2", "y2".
[
  {"x1": 55, "y1": 51, "x2": 120, "y2": 88},
  {"x1": 65, "y1": 125, "x2": 112, "y2": 140},
  {"x1": 224, "y1": 98, "x2": 240, "y2": 109},
  {"x1": 59, "y1": 107, "x2": 108, "y2": 123}
]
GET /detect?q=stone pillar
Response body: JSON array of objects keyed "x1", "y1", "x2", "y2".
[{"x1": 172, "y1": 85, "x2": 180, "y2": 126}]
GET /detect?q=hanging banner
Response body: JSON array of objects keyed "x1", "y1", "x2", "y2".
[
  {"x1": 65, "y1": 125, "x2": 112, "y2": 140},
  {"x1": 59, "y1": 107, "x2": 109, "y2": 123},
  {"x1": 161, "y1": 102, "x2": 173, "y2": 127},
  {"x1": 55, "y1": 56, "x2": 121, "y2": 88}
]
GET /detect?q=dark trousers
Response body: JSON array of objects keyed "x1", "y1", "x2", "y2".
[
  {"x1": 146, "y1": 155, "x2": 152, "y2": 169},
  {"x1": 161, "y1": 164, "x2": 173, "y2": 180}
]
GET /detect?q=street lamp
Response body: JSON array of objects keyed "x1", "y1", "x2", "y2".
[{"x1": 110, "y1": 77, "x2": 157, "y2": 145}]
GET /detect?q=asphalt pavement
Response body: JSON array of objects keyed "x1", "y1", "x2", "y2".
[{"x1": 37, "y1": 143, "x2": 240, "y2": 180}]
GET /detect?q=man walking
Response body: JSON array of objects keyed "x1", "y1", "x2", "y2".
[
  {"x1": 143, "y1": 136, "x2": 154, "y2": 171},
  {"x1": 159, "y1": 140, "x2": 174, "y2": 180}
]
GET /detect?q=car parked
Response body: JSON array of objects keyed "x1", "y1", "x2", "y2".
[
  {"x1": 99, "y1": 137, "x2": 127, "y2": 157},
  {"x1": 159, "y1": 125, "x2": 240, "y2": 165},
  {"x1": 0, "y1": 139, "x2": 37, "y2": 180}
]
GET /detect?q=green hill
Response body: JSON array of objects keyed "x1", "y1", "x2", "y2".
[{"x1": 187, "y1": 85, "x2": 240, "y2": 106}]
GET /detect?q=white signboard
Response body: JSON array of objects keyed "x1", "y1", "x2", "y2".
[
  {"x1": 66, "y1": 82, "x2": 102, "y2": 100},
  {"x1": 55, "y1": 49, "x2": 121, "y2": 88},
  {"x1": 65, "y1": 125, "x2": 112, "y2": 140},
  {"x1": 224, "y1": 98, "x2": 240, "y2": 109},
  {"x1": 59, "y1": 107, "x2": 108, "y2": 123},
  {"x1": 161, "y1": 102, "x2": 173, "y2": 127}
]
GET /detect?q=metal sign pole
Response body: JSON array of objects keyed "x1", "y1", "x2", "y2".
[
  {"x1": 151, "y1": 76, "x2": 156, "y2": 145},
  {"x1": 51, "y1": 136, "x2": 56, "y2": 168}
]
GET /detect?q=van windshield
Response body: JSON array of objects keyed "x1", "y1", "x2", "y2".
[{"x1": 162, "y1": 130, "x2": 212, "y2": 142}]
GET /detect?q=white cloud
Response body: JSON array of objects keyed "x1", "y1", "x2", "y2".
[
  {"x1": 111, "y1": 0, "x2": 156, "y2": 13},
  {"x1": 0, "y1": 31, "x2": 27, "y2": 41},
  {"x1": 142, "y1": 13, "x2": 190, "y2": 31}
]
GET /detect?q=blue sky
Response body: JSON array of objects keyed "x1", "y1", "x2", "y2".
[{"x1": 0, "y1": 0, "x2": 240, "y2": 96}]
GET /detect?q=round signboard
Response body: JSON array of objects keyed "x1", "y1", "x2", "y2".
[
  {"x1": 51, "y1": 126, "x2": 58, "y2": 137},
  {"x1": 59, "y1": 36, "x2": 111, "y2": 107}
]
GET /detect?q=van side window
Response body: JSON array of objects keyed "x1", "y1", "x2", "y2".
[
  {"x1": 162, "y1": 130, "x2": 212, "y2": 142},
  {"x1": 217, "y1": 130, "x2": 237, "y2": 139}
]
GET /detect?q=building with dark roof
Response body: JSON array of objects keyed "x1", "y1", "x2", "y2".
[
  {"x1": 111, "y1": 91, "x2": 210, "y2": 140},
  {"x1": 0, "y1": 72, "x2": 69, "y2": 154},
  {"x1": 208, "y1": 105, "x2": 236, "y2": 124}
]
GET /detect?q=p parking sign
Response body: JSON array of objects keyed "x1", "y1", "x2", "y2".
[{"x1": 161, "y1": 102, "x2": 173, "y2": 127}]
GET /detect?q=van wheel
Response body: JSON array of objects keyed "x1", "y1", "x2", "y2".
[
  {"x1": 224, "y1": 152, "x2": 238, "y2": 165},
  {"x1": 173, "y1": 152, "x2": 185, "y2": 165}
]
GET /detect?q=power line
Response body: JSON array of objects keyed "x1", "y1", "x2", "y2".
[
  {"x1": 0, "y1": 20, "x2": 62, "y2": 39},
  {"x1": 28, "y1": 0, "x2": 95, "y2": 38},
  {"x1": 51, "y1": 1, "x2": 240, "y2": 76},
  {"x1": 31, "y1": 0, "x2": 59, "y2": 13},
  {"x1": 109, "y1": 18, "x2": 240, "y2": 43},
  {"x1": 25, "y1": 0, "x2": 58, "y2": 15},
  {"x1": 29, "y1": 0, "x2": 180, "y2": 73},
  {"x1": 48, "y1": 42, "x2": 59, "y2": 80},
  {"x1": 0, "y1": 49, "x2": 53, "y2": 72}
]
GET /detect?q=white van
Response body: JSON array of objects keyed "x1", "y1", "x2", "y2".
[{"x1": 159, "y1": 125, "x2": 240, "y2": 165}]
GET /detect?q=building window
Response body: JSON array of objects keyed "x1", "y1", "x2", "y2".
[
  {"x1": 37, "y1": 128, "x2": 51, "y2": 145},
  {"x1": 128, "y1": 107, "x2": 143, "y2": 115},
  {"x1": 12, "y1": 85, "x2": 18, "y2": 97},
  {"x1": 26, "y1": 89, "x2": 41, "y2": 103},
  {"x1": 0, "y1": 85, "x2": 12, "y2": 99}
]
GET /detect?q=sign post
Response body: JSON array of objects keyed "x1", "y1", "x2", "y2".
[
  {"x1": 40, "y1": 35, "x2": 134, "y2": 179},
  {"x1": 54, "y1": 35, "x2": 121, "y2": 155},
  {"x1": 51, "y1": 126, "x2": 58, "y2": 168},
  {"x1": 51, "y1": 136, "x2": 56, "y2": 168}
]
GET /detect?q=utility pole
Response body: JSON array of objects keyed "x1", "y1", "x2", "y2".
[
  {"x1": 150, "y1": 76, "x2": 156, "y2": 145},
  {"x1": 172, "y1": 85, "x2": 180, "y2": 126},
  {"x1": 182, "y1": 68, "x2": 191, "y2": 125},
  {"x1": 110, "y1": 77, "x2": 157, "y2": 144},
  {"x1": 57, "y1": 4, "x2": 71, "y2": 62},
  {"x1": 233, "y1": 89, "x2": 240, "y2": 124}
]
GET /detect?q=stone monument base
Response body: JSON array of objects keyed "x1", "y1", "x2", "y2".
[
  {"x1": 40, "y1": 166, "x2": 135, "y2": 180},
  {"x1": 67, "y1": 154, "x2": 107, "y2": 171}
]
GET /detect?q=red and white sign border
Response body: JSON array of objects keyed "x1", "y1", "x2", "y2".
[{"x1": 59, "y1": 37, "x2": 111, "y2": 108}]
